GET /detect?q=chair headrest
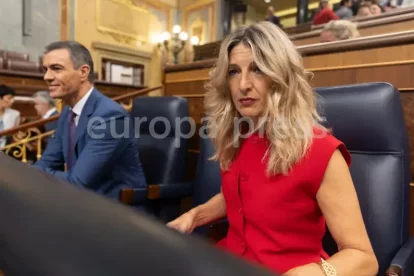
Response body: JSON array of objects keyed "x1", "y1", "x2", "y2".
[
  {"x1": 131, "y1": 96, "x2": 190, "y2": 137},
  {"x1": 0, "y1": 154, "x2": 275, "y2": 276},
  {"x1": 315, "y1": 82, "x2": 407, "y2": 153}
]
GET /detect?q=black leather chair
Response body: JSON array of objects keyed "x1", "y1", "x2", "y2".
[
  {"x1": 0, "y1": 153, "x2": 276, "y2": 276},
  {"x1": 316, "y1": 83, "x2": 413, "y2": 275},
  {"x1": 119, "y1": 96, "x2": 192, "y2": 222},
  {"x1": 192, "y1": 83, "x2": 414, "y2": 275}
]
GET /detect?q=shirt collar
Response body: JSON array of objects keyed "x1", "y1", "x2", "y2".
[
  {"x1": 71, "y1": 87, "x2": 94, "y2": 117},
  {"x1": 42, "y1": 107, "x2": 57, "y2": 119}
]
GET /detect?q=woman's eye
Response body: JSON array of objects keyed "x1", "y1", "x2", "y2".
[
  {"x1": 253, "y1": 67, "x2": 262, "y2": 74},
  {"x1": 228, "y1": 69, "x2": 238, "y2": 76}
]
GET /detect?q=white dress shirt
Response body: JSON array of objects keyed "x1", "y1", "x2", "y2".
[
  {"x1": 42, "y1": 107, "x2": 57, "y2": 119},
  {"x1": 71, "y1": 87, "x2": 93, "y2": 126}
]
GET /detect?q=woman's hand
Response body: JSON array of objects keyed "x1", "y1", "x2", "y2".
[
  {"x1": 166, "y1": 210, "x2": 197, "y2": 234},
  {"x1": 283, "y1": 263, "x2": 325, "y2": 276}
]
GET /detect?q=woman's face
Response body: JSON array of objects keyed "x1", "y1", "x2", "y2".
[
  {"x1": 358, "y1": 6, "x2": 372, "y2": 16},
  {"x1": 0, "y1": 94, "x2": 14, "y2": 109},
  {"x1": 370, "y1": 4, "x2": 381, "y2": 15},
  {"x1": 227, "y1": 43, "x2": 273, "y2": 126}
]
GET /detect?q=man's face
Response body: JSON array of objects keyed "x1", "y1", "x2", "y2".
[
  {"x1": 42, "y1": 49, "x2": 83, "y2": 100},
  {"x1": 33, "y1": 97, "x2": 50, "y2": 117},
  {"x1": 267, "y1": 8, "x2": 274, "y2": 17},
  {"x1": 320, "y1": 30, "x2": 338, "y2": 43}
]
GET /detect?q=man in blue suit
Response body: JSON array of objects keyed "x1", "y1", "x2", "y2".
[{"x1": 35, "y1": 41, "x2": 147, "y2": 199}]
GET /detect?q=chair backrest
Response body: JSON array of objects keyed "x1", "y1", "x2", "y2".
[
  {"x1": 130, "y1": 96, "x2": 190, "y2": 185},
  {"x1": 5, "y1": 60, "x2": 40, "y2": 73},
  {"x1": 315, "y1": 82, "x2": 410, "y2": 273},
  {"x1": 1, "y1": 50, "x2": 30, "y2": 62},
  {"x1": 192, "y1": 83, "x2": 411, "y2": 274},
  {"x1": 0, "y1": 153, "x2": 276, "y2": 276}
]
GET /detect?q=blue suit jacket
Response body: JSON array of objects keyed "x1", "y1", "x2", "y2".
[
  {"x1": 44, "y1": 110, "x2": 59, "y2": 132},
  {"x1": 35, "y1": 88, "x2": 147, "y2": 199}
]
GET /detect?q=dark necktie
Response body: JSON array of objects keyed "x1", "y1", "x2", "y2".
[{"x1": 67, "y1": 110, "x2": 76, "y2": 171}]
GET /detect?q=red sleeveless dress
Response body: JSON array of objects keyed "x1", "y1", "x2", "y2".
[{"x1": 217, "y1": 129, "x2": 351, "y2": 274}]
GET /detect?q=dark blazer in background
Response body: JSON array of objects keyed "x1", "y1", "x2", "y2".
[{"x1": 44, "y1": 110, "x2": 59, "y2": 132}]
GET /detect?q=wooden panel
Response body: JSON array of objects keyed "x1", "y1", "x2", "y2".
[
  {"x1": 361, "y1": 19, "x2": 414, "y2": 37},
  {"x1": 310, "y1": 63, "x2": 414, "y2": 89},
  {"x1": 303, "y1": 45, "x2": 414, "y2": 69},
  {"x1": 165, "y1": 81, "x2": 206, "y2": 97},
  {"x1": 165, "y1": 68, "x2": 210, "y2": 83},
  {"x1": 13, "y1": 101, "x2": 37, "y2": 119}
]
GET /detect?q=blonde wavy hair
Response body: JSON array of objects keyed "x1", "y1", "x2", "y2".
[{"x1": 204, "y1": 21, "x2": 326, "y2": 176}]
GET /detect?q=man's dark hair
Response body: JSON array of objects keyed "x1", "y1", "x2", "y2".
[
  {"x1": 44, "y1": 41, "x2": 95, "y2": 83},
  {"x1": 0, "y1": 85, "x2": 16, "y2": 99}
]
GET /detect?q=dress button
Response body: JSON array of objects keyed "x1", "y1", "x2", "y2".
[
  {"x1": 238, "y1": 208, "x2": 242, "y2": 213},
  {"x1": 240, "y1": 172, "x2": 249, "y2": 181}
]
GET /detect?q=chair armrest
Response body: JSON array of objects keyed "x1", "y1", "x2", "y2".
[
  {"x1": 119, "y1": 187, "x2": 147, "y2": 205},
  {"x1": 153, "y1": 182, "x2": 192, "y2": 200},
  {"x1": 386, "y1": 237, "x2": 414, "y2": 276},
  {"x1": 119, "y1": 182, "x2": 193, "y2": 205}
]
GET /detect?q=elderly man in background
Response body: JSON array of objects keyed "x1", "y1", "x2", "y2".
[
  {"x1": 320, "y1": 20, "x2": 360, "y2": 42},
  {"x1": 33, "y1": 91, "x2": 59, "y2": 132}
]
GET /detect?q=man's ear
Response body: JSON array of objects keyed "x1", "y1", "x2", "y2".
[{"x1": 79, "y1": 64, "x2": 91, "y2": 81}]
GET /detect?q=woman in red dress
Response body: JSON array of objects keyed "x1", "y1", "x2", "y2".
[{"x1": 167, "y1": 21, "x2": 378, "y2": 276}]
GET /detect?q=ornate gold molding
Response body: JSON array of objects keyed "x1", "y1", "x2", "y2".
[
  {"x1": 133, "y1": 0, "x2": 173, "y2": 33},
  {"x1": 183, "y1": 0, "x2": 216, "y2": 43},
  {"x1": 92, "y1": 41, "x2": 152, "y2": 58},
  {"x1": 184, "y1": 0, "x2": 215, "y2": 12},
  {"x1": 96, "y1": 0, "x2": 149, "y2": 44}
]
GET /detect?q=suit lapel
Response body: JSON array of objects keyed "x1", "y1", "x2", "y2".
[
  {"x1": 61, "y1": 108, "x2": 69, "y2": 162},
  {"x1": 74, "y1": 89, "x2": 98, "y2": 147}
]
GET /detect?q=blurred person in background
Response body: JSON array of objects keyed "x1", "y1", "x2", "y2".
[
  {"x1": 336, "y1": 0, "x2": 354, "y2": 19},
  {"x1": 357, "y1": 2, "x2": 373, "y2": 16},
  {"x1": 320, "y1": 20, "x2": 360, "y2": 42},
  {"x1": 265, "y1": 6, "x2": 282, "y2": 28},
  {"x1": 33, "y1": 91, "x2": 58, "y2": 132},
  {"x1": 313, "y1": 0, "x2": 339, "y2": 25},
  {"x1": 0, "y1": 85, "x2": 20, "y2": 148}
]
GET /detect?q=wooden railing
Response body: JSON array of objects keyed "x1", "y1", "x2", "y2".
[{"x1": 0, "y1": 85, "x2": 163, "y2": 163}]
